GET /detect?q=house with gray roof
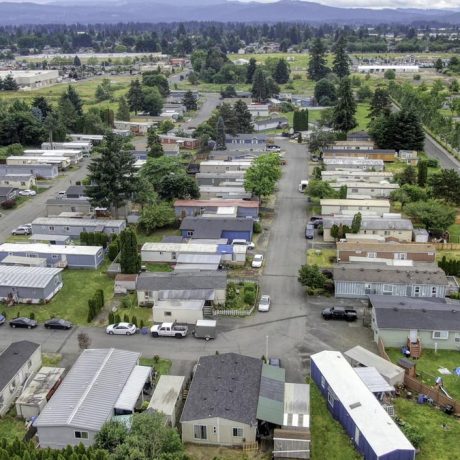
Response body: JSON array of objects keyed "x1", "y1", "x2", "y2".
[
  {"x1": 35, "y1": 348, "x2": 151, "y2": 448},
  {"x1": 0, "y1": 186, "x2": 18, "y2": 202},
  {"x1": 0, "y1": 341, "x2": 41, "y2": 416},
  {"x1": 181, "y1": 353, "x2": 263, "y2": 446},
  {"x1": 334, "y1": 263, "x2": 449, "y2": 299},
  {"x1": 65, "y1": 185, "x2": 88, "y2": 199},
  {"x1": 225, "y1": 134, "x2": 267, "y2": 146},
  {"x1": 31, "y1": 217, "x2": 126, "y2": 237},
  {"x1": 369, "y1": 296, "x2": 460, "y2": 350},
  {"x1": 0, "y1": 172, "x2": 36, "y2": 190},
  {"x1": 0, "y1": 266, "x2": 63, "y2": 303},
  {"x1": 136, "y1": 271, "x2": 227, "y2": 306},
  {"x1": 180, "y1": 217, "x2": 253, "y2": 242},
  {"x1": 45, "y1": 198, "x2": 92, "y2": 217},
  {"x1": 0, "y1": 164, "x2": 58, "y2": 180},
  {"x1": 253, "y1": 117, "x2": 288, "y2": 132}
]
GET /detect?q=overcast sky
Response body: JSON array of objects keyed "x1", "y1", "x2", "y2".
[{"x1": 5, "y1": 0, "x2": 460, "y2": 9}]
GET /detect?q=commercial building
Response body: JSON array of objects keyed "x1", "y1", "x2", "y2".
[{"x1": 0, "y1": 70, "x2": 59, "y2": 88}]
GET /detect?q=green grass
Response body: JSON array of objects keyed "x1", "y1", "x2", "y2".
[
  {"x1": 386, "y1": 348, "x2": 460, "y2": 401},
  {"x1": 310, "y1": 383, "x2": 362, "y2": 460},
  {"x1": 2, "y1": 260, "x2": 114, "y2": 325},
  {"x1": 394, "y1": 397, "x2": 460, "y2": 460},
  {"x1": 384, "y1": 160, "x2": 407, "y2": 175},
  {"x1": 0, "y1": 408, "x2": 26, "y2": 441},
  {"x1": 135, "y1": 228, "x2": 181, "y2": 246},
  {"x1": 352, "y1": 103, "x2": 370, "y2": 132},
  {"x1": 307, "y1": 248, "x2": 336, "y2": 268},
  {"x1": 437, "y1": 250, "x2": 460, "y2": 261},
  {"x1": 139, "y1": 357, "x2": 172, "y2": 375},
  {"x1": 116, "y1": 293, "x2": 152, "y2": 327},
  {"x1": 42, "y1": 353, "x2": 63, "y2": 367},
  {"x1": 144, "y1": 262, "x2": 173, "y2": 272}
]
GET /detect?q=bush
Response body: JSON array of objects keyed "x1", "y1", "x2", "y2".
[
  {"x1": 123, "y1": 314, "x2": 130, "y2": 323},
  {"x1": 253, "y1": 222, "x2": 262, "y2": 234},
  {"x1": 426, "y1": 158, "x2": 439, "y2": 168},
  {"x1": 29, "y1": 312, "x2": 35, "y2": 320},
  {"x1": 108, "y1": 242, "x2": 119, "y2": 261},
  {"x1": 140, "y1": 319, "x2": 145, "y2": 329},
  {"x1": 131, "y1": 315, "x2": 138, "y2": 326},
  {"x1": 1, "y1": 199, "x2": 17, "y2": 210},
  {"x1": 115, "y1": 313, "x2": 121, "y2": 323},
  {"x1": 413, "y1": 74, "x2": 421, "y2": 81},
  {"x1": 108, "y1": 312, "x2": 115, "y2": 324},
  {"x1": 243, "y1": 290, "x2": 256, "y2": 305}
]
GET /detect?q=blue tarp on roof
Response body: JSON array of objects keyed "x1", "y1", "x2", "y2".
[{"x1": 217, "y1": 244, "x2": 233, "y2": 254}]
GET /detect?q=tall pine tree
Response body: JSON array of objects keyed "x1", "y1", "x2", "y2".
[
  {"x1": 274, "y1": 59, "x2": 290, "y2": 84},
  {"x1": 251, "y1": 68, "x2": 268, "y2": 102},
  {"x1": 116, "y1": 96, "x2": 130, "y2": 121},
  {"x1": 182, "y1": 90, "x2": 197, "y2": 111},
  {"x1": 332, "y1": 77, "x2": 357, "y2": 133},
  {"x1": 332, "y1": 34, "x2": 350, "y2": 78},
  {"x1": 127, "y1": 79, "x2": 144, "y2": 115},
  {"x1": 119, "y1": 228, "x2": 141, "y2": 274},
  {"x1": 234, "y1": 100, "x2": 253, "y2": 133},
  {"x1": 246, "y1": 58, "x2": 257, "y2": 84},
  {"x1": 308, "y1": 38, "x2": 329, "y2": 81},
  {"x1": 369, "y1": 87, "x2": 392, "y2": 119}
]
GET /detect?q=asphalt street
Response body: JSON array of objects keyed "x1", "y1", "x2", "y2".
[{"x1": 424, "y1": 133, "x2": 460, "y2": 170}]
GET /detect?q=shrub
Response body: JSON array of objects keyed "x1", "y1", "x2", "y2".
[
  {"x1": 29, "y1": 312, "x2": 35, "y2": 320},
  {"x1": 108, "y1": 242, "x2": 119, "y2": 261},
  {"x1": 244, "y1": 290, "x2": 256, "y2": 305},
  {"x1": 1, "y1": 311, "x2": 6, "y2": 319},
  {"x1": 253, "y1": 222, "x2": 262, "y2": 234},
  {"x1": 413, "y1": 74, "x2": 421, "y2": 81},
  {"x1": 1, "y1": 199, "x2": 17, "y2": 209},
  {"x1": 153, "y1": 355, "x2": 160, "y2": 363},
  {"x1": 123, "y1": 314, "x2": 130, "y2": 322},
  {"x1": 115, "y1": 313, "x2": 121, "y2": 323},
  {"x1": 140, "y1": 319, "x2": 145, "y2": 329},
  {"x1": 131, "y1": 315, "x2": 138, "y2": 326},
  {"x1": 108, "y1": 312, "x2": 115, "y2": 324}
]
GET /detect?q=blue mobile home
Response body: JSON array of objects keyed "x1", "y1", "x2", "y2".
[
  {"x1": 179, "y1": 217, "x2": 253, "y2": 243},
  {"x1": 311, "y1": 351, "x2": 415, "y2": 460}
]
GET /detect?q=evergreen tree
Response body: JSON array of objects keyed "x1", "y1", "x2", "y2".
[
  {"x1": 146, "y1": 127, "x2": 164, "y2": 158},
  {"x1": 308, "y1": 38, "x2": 329, "y2": 81},
  {"x1": 246, "y1": 58, "x2": 257, "y2": 84},
  {"x1": 216, "y1": 116, "x2": 226, "y2": 150},
  {"x1": 369, "y1": 87, "x2": 392, "y2": 119},
  {"x1": 274, "y1": 59, "x2": 290, "y2": 84},
  {"x1": 332, "y1": 34, "x2": 350, "y2": 78},
  {"x1": 142, "y1": 86, "x2": 163, "y2": 116},
  {"x1": 351, "y1": 212, "x2": 362, "y2": 233},
  {"x1": 127, "y1": 79, "x2": 144, "y2": 114},
  {"x1": 417, "y1": 160, "x2": 428, "y2": 187},
  {"x1": 2, "y1": 74, "x2": 18, "y2": 90},
  {"x1": 116, "y1": 96, "x2": 130, "y2": 121},
  {"x1": 314, "y1": 78, "x2": 337, "y2": 106},
  {"x1": 293, "y1": 110, "x2": 309, "y2": 131},
  {"x1": 86, "y1": 133, "x2": 138, "y2": 217},
  {"x1": 119, "y1": 228, "x2": 141, "y2": 274},
  {"x1": 32, "y1": 96, "x2": 53, "y2": 118},
  {"x1": 251, "y1": 68, "x2": 268, "y2": 102},
  {"x1": 332, "y1": 77, "x2": 357, "y2": 132},
  {"x1": 63, "y1": 85, "x2": 83, "y2": 115},
  {"x1": 233, "y1": 100, "x2": 253, "y2": 133},
  {"x1": 182, "y1": 90, "x2": 198, "y2": 111},
  {"x1": 73, "y1": 55, "x2": 81, "y2": 67}
]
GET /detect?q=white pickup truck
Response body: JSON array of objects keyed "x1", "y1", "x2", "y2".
[{"x1": 150, "y1": 321, "x2": 189, "y2": 338}]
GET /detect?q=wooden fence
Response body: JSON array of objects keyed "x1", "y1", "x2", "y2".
[{"x1": 434, "y1": 243, "x2": 460, "y2": 250}]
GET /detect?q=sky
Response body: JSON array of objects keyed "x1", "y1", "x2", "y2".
[{"x1": 3, "y1": 0, "x2": 460, "y2": 10}]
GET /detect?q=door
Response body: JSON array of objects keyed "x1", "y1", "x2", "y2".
[{"x1": 409, "y1": 329, "x2": 418, "y2": 343}]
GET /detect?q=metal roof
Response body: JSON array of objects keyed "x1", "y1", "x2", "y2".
[
  {"x1": 323, "y1": 216, "x2": 413, "y2": 231},
  {"x1": 180, "y1": 217, "x2": 253, "y2": 239},
  {"x1": 176, "y1": 254, "x2": 222, "y2": 265},
  {"x1": 32, "y1": 217, "x2": 125, "y2": 227},
  {"x1": 353, "y1": 367, "x2": 395, "y2": 394},
  {"x1": 174, "y1": 263, "x2": 219, "y2": 271},
  {"x1": 323, "y1": 158, "x2": 384, "y2": 165},
  {"x1": 174, "y1": 199, "x2": 259, "y2": 209},
  {"x1": 311, "y1": 351, "x2": 414, "y2": 457},
  {"x1": 0, "y1": 266, "x2": 62, "y2": 288},
  {"x1": 320, "y1": 198, "x2": 390, "y2": 207},
  {"x1": 159, "y1": 289, "x2": 215, "y2": 301},
  {"x1": 257, "y1": 364, "x2": 285, "y2": 425},
  {"x1": 147, "y1": 375, "x2": 185, "y2": 415},
  {"x1": 1, "y1": 255, "x2": 47, "y2": 266},
  {"x1": 30, "y1": 234, "x2": 71, "y2": 242},
  {"x1": 0, "y1": 243, "x2": 102, "y2": 256},
  {"x1": 283, "y1": 383, "x2": 310, "y2": 428},
  {"x1": 142, "y1": 242, "x2": 219, "y2": 253},
  {"x1": 35, "y1": 348, "x2": 140, "y2": 431},
  {"x1": 114, "y1": 366, "x2": 151, "y2": 412},
  {"x1": 337, "y1": 241, "x2": 435, "y2": 254}
]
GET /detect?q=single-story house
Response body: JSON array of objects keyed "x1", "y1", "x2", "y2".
[
  {"x1": 199, "y1": 186, "x2": 252, "y2": 200},
  {"x1": 31, "y1": 149, "x2": 83, "y2": 164},
  {"x1": 181, "y1": 353, "x2": 262, "y2": 446},
  {"x1": 46, "y1": 198, "x2": 92, "y2": 217},
  {"x1": 247, "y1": 104, "x2": 270, "y2": 117},
  {"x1": 41, "y1": 141, "x2": 92, "y2": 153},
  {"x1": 320, "y1": 199, "x2": 391, "y2": 216},
  {"x1": 7, "y1": 155, "x2": 70, "y2": 170},
  {"x1": 113, "y1": 120, "x2": 153, "y2": 135},
  {"x1": 159, "y1": 134, "x2": 199, "y2": 150},
  {"x1": 332, "y1": 140, "x2": 375, "y2": 150},
  {"x1": 225, "y1": 134, "x2": 267, "y2": 146},
  {"x1": 311, "y1": 351, "x2": 414, "y2": 460},
  {"x1": 323, "y1": 158, "x2": 384, "y2": 171},
  {"x1": 333, "y1": 263, "x2": 449, "y2": 299},
  {"x1": 196, "y1": 171, "x2": 245, "y2": 186},
  {"x1": 0, "y1": 266, "x2": 63, "y2": 303},
  {"x1": 163, "y1": 144, "x2": 181, "y2": 157},
  {"x1": 29, "y1": 234, "x2": 72, "y2": 246},
  {"x1": 16, "y1": 367, "x2": 65, "y2": 419},
  {"x1": 0, "y1": 164, "x2": 58, "y2": 180},
  {"x1": 0, "y1": 341, "x2": 42, "y2": 416},
  {"x1": 398, "y1": 150, "x2": 418, "y2": 165},
  {"x1": 0, "y1": 186, "x2": 18, "y2": 202},
  {"x1": 180, "y1": 217, "x2": 253, "y2": 242},
  {"x1": 136, "y1": 271, "x2": 227, "y2": 306},
  {"x1": 253, "y1": 117, "x2": 288, "y2": 132},
  {"x1": 344, "y1": 345, "x2": 404, "y2": 386},
  {"x1": 174, "y1": 199, "x2": 259, "y2": 219},
  {"x1": 321, "y1": 170, "x2": 394, "y2": 183},
  {"x1": 147, "y1": 375, "x2": 186, "y2": 426},
  {"x1": 330, "y1": 181, "x2": 399, "y2": 199},
  {"x1": 208, "y1": 149, "x2": 264, "y2": 161},
  {"x1": 0, "y1": 173, "x2": 36, "y2": 190},
  {"x1": 65, "y1": 185, "x2": 88, "y2": 199},
  {"x1": 31, "y1": 217, "x2": 126, "y2": 237},
  {"x1": 336, "y1": 241, "x2": 436, "y2": 264},
  {"x1": 323, "y1": 148, "x2": 396, "y2": 162},
  {"x1": 35, "y1": 348, "x2": 151, "y2": 448},
  {"x1": 369, "y1": 295, "x2": 460, "y2": 351},
  {"x1": 199, "y1": 161, "x2": 252, "y2": 174},
  {"x1": 323, "y1": 216, "x2": 413, "y2": 243},
  {"x1": 153, "y1": 299, "x2": 205, "y2": 323},
  {"x1": 114, "y1": 274, "x2": 138, "y2": 295},
  {"x1": 0, "y1": 243, "x2": 105, "y2": 269}
]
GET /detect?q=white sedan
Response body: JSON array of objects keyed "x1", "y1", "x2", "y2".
[
  {"x1": 258, "y1": 295, "x2": 271, "y2": 312},
  {"x1": 252, "y1": 254, "x2": 264, "y2": 268},
  {"x1": 18, "y1": 189, "x2": 36, "y2": 196},
  {"x1": 106, "y1": 322, "x2": 137, "y2": 335}
]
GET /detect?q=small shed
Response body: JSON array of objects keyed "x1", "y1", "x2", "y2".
[
  {"x1": 147, "y1": 375, "x2": 186, "y2": 426},
  {"x1": 15, "y1": 367, "x2": 65, "y2": 419},
  {"x1": 413, "y1": 228, "x2": 429, "y2": 243},
  {"x1": 115, "y1": 274, "x2": 138, "y2": 294},
  {"x1": 153, "y1": 299, "x2": 205, "y2": 324},
  {"x1": 344, "y1": 345, "x2": 405, "y2": 386}
]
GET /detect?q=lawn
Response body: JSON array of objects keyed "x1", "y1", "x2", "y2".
[
  {"x1": 139, "y1": 356, "x2": 172, "y2": 375},
  {"x1": 186, "y1": 444, "x2": 270, "y2": 460},
  {"x1": 437, "y1": 250, "x2": 460, "y2": 261},
  {"x1": 386, "y1": 348, "x2": 460, "y2": 401},
  {"x1": 0, "y1": 408, "x2": 27, "y2": 441},
  {"x1": 448, "y1": 223, "x2": 460, "y2": 244},
  {"x1": 310, "y1": 383, "x2": 362, "y2": 460},
  {"x1": 307, "y1": 248, "x2": 336, "y2": 268},
  {"x1": 135, "y1": 227, "x2": 181, "y2": 246},
  {"x1": 115, "y1": 293, "x2": 153, "y2": 327},
  {"x1": 2, "y1": 260, "x2": 114, "y2": 325},
  {"x1": 394, "y1": 397, "x2": 460, "y2": 460},
  {"x1": 42, "y1": 353, "x2": 63, "y2": 367},
  {"x1": 144, "y1": 262, "x2": 173, "y2": 272}
]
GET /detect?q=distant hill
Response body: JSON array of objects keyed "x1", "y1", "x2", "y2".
[{"x1": 0, "y1": 0, "x2": 458, "y2": 25}]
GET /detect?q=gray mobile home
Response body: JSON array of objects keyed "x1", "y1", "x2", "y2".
[
  {"x1": 31, "y1": 217, "x2": 126, "y2": 237},
  {"x1": 0, "y1": 164, "x2": 59, "y2": 180}
]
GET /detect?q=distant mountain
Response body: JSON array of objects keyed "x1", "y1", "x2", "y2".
[{"x1": 0, "y1": 0, "x2": 458, "y2": 25}]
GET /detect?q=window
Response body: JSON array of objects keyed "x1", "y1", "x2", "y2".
[
  {"x1": 21, "y1": 182, "x2": 25, "y2": 186},
  {"x1": 384, "y1": 230, "x2": 390, "y2": 236},
  {"x1": 327, "y1": 392, "x2": 334, "y2": 408},
  {"x1": 352, "y1": 188, "x2": 358, "y2": 193},
  {"x1": 49, "y1": 226, "x2": 55, "y2": 231},
  {"x1": 186, "y1": 231, "x2": 193, "y2": 237},
  {"x1": 164, "y1": 312, "x2": 172, "y2": 317},
  {"x1": 395, "y1": 253, "x2": 407, "y2": 260},
  {"x1": 367, "y1": 252, "x2": 377, "y2": 258},
  {"x1": 454, "y1": 333, "x2": 460, "y2": 343},
  {"x1": 432, "y1": 331, "x2": 449, "y2": 340},
  {"x1": 213, "y1": 426, "x2": 217, "y2": 434},
  {"x1": 432, "y1": 287, "x2": 437, "y2": 297},
  {"x1": 232, "y1": 428, "x2": 243, "y2": 437},
  {"x1": 52, "y1": 255, "x2": 59, "y2": 259},
  {"x1": 65, "y1": 226, "x2": 70, "y2": 232},
  {"x1": 194, "y1": 425, "x2": 207, "y2": 440},
  {"x1": 4, "y1": 181, "x2": 8, "y2": 185},
  {"x1": 74, "y1": 431, "x2": 89, "y2": 439},
  {"x1": 383, "y1": 284, "x2": 393, "y2": 295},
  {"x1": 413, "y1": 286, "x2": 421, "y2": 297}
]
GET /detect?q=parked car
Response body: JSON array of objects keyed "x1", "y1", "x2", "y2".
[
  {"x1": 11, "y1": 226, "x2": 31, "y2": 235},
  {"x1": 10, "y1": 317, "x2": 38, "y2": 329},
  {"x1": 0, "y1": 314, "x2": 5, "y2": 326},
  {"x1": 151, "y1": 321, "x2": 188, "y2": 338},
  {"x1": 106, "y1": 322, "x2": 137, "y2": 335},
  {"x1": 268, "y1": 357, "x2": 281, "y2": 367},
  {"x1": 310, "y1": 216, "x2": 323, "y2": 228},
  {"x1": 266, "y1": 144, "x2": 281, "y2": 152},
  {"x1": 258, "y1": 295, "x2": 271, "y2": 312},
  {"x1": 44, "y1": 318, "x2": 73, "y2": 330},
  {"x1": 321, "y1": 306, "x2": 358, "y2": 322},
  {"x1": 305, "y1": 224, "x2": 315, "y2": 239},
  {"x1": 18, "y1": 189, "x2": 36, "y2": 196},
  {"x1": 232, "y1": 239, "x2": 255, "y2": 249},
  {"x1": 252, "y1": 254, "x2": 264, "y2": 268}
]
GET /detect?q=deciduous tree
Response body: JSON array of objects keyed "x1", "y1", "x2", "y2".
[{"x1": 244, "y1": 153, "x2": 282, "y2": 199}]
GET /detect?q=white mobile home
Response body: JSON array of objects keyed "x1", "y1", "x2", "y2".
[
  {"x1": 41, "y1": 142, "x2": 92, "y2": 153},
  {"x1": 25, "y1": 149, "x2": 83, "y2": 164},
  {"x1": 31, "y1": 217, "x2": 126, "y2": 237},
  {"x1": 330, "y1": 181, "x2": 399, "y2": 198},
  {"x1": 323, "y1": 158, "x2": 384, "y2": 171},
  {"x1": 7, "y1": 155, "x2": 71, "y2": 170},
  {"x1": 320, "y1": 199, "x2": 391, "y2": 216}
]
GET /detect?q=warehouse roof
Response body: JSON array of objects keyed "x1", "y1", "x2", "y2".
[
  {"x1": 136, "y1": 271, "x2": 227, "y2": 291},
  {"x1": 0, "y1": 341, "x2": 40, "y2": 391},
  {"x1": 0, "y1": 266, "x2": 62, "y2": 288},
  {"x1": 0, "y1": 243, "x2": 102, "y2": 256},
  {"x1": 35, "y1": 348, "x2": 140, "y2": 431}
]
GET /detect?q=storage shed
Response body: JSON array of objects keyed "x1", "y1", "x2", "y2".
[
  {"x1": 114, "y1": 274, "x2": 138, "y2": 294},
  {"x1": 344, "y1": 345, "x2": 405, "y2": 386},
  {"x1": 15, "y1": 367, "x2": 65, "y2": 419},
  {"x1": 311, "y1": 351, "x2": 415, "y2": 460},
  {"x1": 147, "y1": 375, "x2": 186, "y2": 426}
]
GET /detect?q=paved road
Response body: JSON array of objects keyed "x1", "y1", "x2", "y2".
[
  {"x1": 424, "y1": 133, "x2": 460, "y2": 170},
  {"x1": 182, "y1": 92, "x2": 220, "y2": 129},
  {"x1": 0, "y1": 159, "x2": 91, "y2": 242},
  {"x1": 0, "y1": 137, "x2": 374, "y2": 381}
]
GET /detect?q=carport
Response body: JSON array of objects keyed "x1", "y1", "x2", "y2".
[{"x1": 114, "y1": 366, "x2": 152, "y2": 415}]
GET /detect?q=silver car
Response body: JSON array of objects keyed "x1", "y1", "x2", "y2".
[{"x1": 106, "y1": 322, "x2": 137, "y2": 335}]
